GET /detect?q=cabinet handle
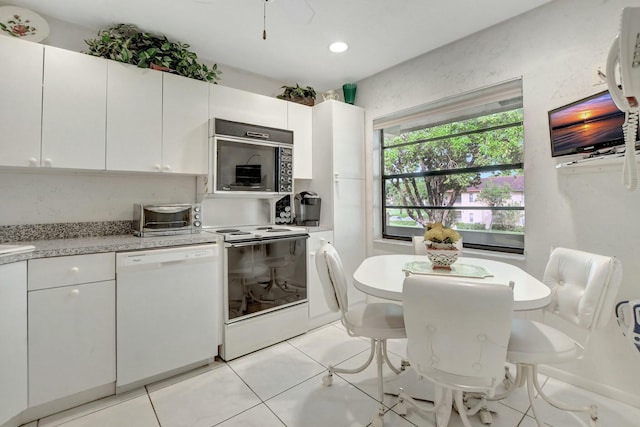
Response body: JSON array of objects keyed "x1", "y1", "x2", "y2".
[
  {"x1": 43, "y1": 158, "x2": 52, "y2": 167},
  {"x1": 154, "y1": 164, "x2": 162, "y2": 171},
  {"x1": 71, "y1": 267, "x2": 79, "y2": 273},
  {"x1": 334, "y1": 173, "x2": 339, "y2": 182},
  {"x1": 70, "y1": 289, "x2": 80, "y2": 296},
  {"x1": 163, "y1": 165, "x2": 172, "y2": 172},
  {"x1": 29, "y1": 157, "x2": 39, "y2": 166}
]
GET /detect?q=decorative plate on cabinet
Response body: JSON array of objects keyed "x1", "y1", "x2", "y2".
[{"x1": 0, "y1": 6, "x2": 49, "y2": 42}]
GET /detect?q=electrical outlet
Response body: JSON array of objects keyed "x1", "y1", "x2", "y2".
[{"x1": 593, "y1": 67, "x2": 606, "y2": 86}]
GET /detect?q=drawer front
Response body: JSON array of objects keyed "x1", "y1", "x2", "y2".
[{"x1": 28, "y1": 252, "x2": 115, "y2": 291}]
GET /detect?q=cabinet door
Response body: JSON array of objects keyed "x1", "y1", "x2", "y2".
[
  {"x1": 106, "y1": 61, "x2": 162, "y2": 172},
  {"x1": 289, "y1": 102, "x2": 313, "y2": 179},
  {"x1": 0, "y1": 262, "x2": 27, "y2": 425},
  {"x1": 307, "y1": 231, "x2": 340, "y2": 329},
  {"x1": 28, "y1": 280, "x2": 116, "y2": 407},
  {"x1": 162, "y1": 73, "x2": 209, "y2": 174},
  {"x1": 331, "y1": 102, "x2": 365, "y2": 180},
  {"x1": 210, "y1": 84, "x2": 288, "y2": 129},
  {"x1": 0, "y1": 37, "x2": 42, "y2": 167},
  {"x1": 42, "y1": 46, "x2": 107, "y2": 170},
  {"x1": 332, "y1": 178, "x2": 367, "y2": 307}
]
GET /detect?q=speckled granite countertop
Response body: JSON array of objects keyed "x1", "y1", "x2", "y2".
[
  {"x1": 0, "y1": 221, "x2": 328, "y2": 266},
  {"x1": 0, "y1": 233, "x2": 220, "y2": 265},
  {"x1": 306, "y1": 226, "x2": 333, "y2": 233}
]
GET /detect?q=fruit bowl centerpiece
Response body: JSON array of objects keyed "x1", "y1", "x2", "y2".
[{"x1": 423, "y1": 223, "x2": 462, "y2": 269}]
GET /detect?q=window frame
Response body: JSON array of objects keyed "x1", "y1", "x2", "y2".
[{"x1": 376, "y1": 79, "x2": 525, "y2": 254}]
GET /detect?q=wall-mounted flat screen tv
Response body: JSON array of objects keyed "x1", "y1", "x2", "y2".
[{"x1": 548, "y1": 90, "x2": 626, "y2": 157}]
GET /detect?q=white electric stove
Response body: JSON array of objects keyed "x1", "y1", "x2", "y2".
[{"x1": 203, "y1": 224, "x2": 310, "y2": 360}]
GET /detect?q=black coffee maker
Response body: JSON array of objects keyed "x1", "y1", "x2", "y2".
[{"x1": 294, "y1": 191, "x2": 321, "y2": 226}]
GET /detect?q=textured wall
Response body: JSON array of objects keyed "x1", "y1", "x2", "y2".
[{"x1": 359, "y1": 0, "x2": 640, "y2": 404}]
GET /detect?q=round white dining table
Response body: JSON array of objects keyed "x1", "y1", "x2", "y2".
[
  {"x1": 353, "y1": 255, "x2": 551, "y2": 311},
  {"x1": 352, "y1": 254, "x2": 552, "y2": 408}
]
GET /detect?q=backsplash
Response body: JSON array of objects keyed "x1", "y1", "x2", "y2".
[{"x1": 0, "y1": 220, "x2": 133, "y2": 243}]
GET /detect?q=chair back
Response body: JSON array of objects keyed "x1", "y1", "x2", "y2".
[
  {"x1": 402, "y1": 275, "x2": 513, "y2": 395},
  {"x1": 412, "y1": 236, "x2": 426, "y2": 255},
  {"x1": 315, "y1": 242, "x2": 349, "y2": 315},
  {"x1": 542, "y1": 247, "x2": 623, "y2": 331}
]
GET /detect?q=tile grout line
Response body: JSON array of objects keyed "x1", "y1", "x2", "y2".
[{"x1": 144, "y1": 385, "x2": 163, "y2": 427}]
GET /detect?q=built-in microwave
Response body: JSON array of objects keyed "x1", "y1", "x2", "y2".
[{"x1": 203, "y1": 118, "x2": 294, "y2": 196}]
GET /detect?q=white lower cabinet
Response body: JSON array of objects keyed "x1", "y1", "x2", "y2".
[
  {"x1": 27, "y1": 254, "x2": 116, "y2": 408},
  {"x1": 0, "y1": 262, "x2": 27, "y2": 426},
  {"x1": 307, "y1": 230, "x2": 340, "y2": 329}
]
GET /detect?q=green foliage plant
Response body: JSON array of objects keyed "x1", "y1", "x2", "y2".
[
  {"x1": 277, "y1": 84, "x2": 316, "y2": 105},
  {"x1": 84, "y1": 24, "x2": 221, "y2": 83}
]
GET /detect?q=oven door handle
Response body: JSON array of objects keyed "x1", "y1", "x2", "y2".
[{"x1": 227, "y1": 235, "x2": 309, "y2": 247}]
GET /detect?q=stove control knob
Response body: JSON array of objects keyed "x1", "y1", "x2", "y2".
[{"x1": 194, "y1": 221, "x2": 201, "y2": 227}]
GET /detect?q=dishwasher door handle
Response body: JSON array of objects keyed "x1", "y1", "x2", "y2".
[{"x1": 159, "y1": 259, "x2": 188, "y2": 267}]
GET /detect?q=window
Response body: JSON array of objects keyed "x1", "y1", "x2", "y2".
[{"x1": 376, "y1": 79, "x2": 525, "y2": 254}]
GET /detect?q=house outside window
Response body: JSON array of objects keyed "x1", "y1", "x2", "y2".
[{"x1": 376, "y1": 79, "x2": 525, "y2": 254}]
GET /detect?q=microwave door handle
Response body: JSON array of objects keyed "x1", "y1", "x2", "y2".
[{"x1": 246, "y1": 131, "x2": 269, "y2": 139}]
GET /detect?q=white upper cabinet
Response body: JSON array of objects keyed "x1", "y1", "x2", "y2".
[
  {"x1": 0, "y1": 37, "x2": 43, "y2": 167},
  {"x1": 162, "y1": 73, "x2": 209, "y2": 174},
  {"x1": 330, "y1": 101, "x2": 365, "y2": 180},
  {"x1": 288, "y1": 102, "x2": 313, "y2": 179},
  {"x1": 210, "y1": 84, "x2": 287, "y2": 129},
  {"x1": 42, "y1": 46, "x2": 107, "y2": 170},
  {"x1": 106, "y1": 61, "x2": 163, "y2": 172}
]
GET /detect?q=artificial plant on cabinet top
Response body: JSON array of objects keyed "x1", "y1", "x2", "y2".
[{"x1": 84, "y1": 23, "x2": 221, "y2": 83}]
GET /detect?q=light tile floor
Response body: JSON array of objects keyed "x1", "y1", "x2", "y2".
[{"x1": 23, "y1": 321, "x2": 640, "y2": 427}]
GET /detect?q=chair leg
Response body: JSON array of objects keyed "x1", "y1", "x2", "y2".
[
  {"x1": 324, "y1": 338, "x2": 376, "y2": 383},
  {"x1": 435, "y1": 387, "x2": 454, "y2": 427},
  {"x1": 490, "y1": 365, "x2": 520, "y2": 401},
  {"x1": 372, "y1": 339, "x2": 386, "y2": 427},
  {"x1": 397, "y1": 385, "x2": 455, "y2": 427},
  {"x1": 397, "y1": 387, "x2": 436, "y2": 417},
  {"x1": 524, "y1": 366, "x2": 545, "y2": 427},
  {"x1": 322, "y1": 338, "x2": 406, "y2": 426},
  {"x1": 530, "y1": 365, "x2": 599, "y2": 426},
  {"x1": 381, "y1": 340, "x2": 403, "y2": 374},
  {"x1": 455, "y1": 390, "x2": 474, "y2": 427}
]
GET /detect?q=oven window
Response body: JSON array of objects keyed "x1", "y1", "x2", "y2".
[
  {"x1": 216, "y1": 139, "x2": 277, "y2": 192},
  {"x1": 227, "y1": 238, "x2": 307, "y2": 321},
  {"x1": 143, "y1": 207, "x2": 189, "y2": 229}
]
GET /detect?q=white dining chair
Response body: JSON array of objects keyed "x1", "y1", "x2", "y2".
[
  {"x1": 315, "y1": 242, "x2": 406, "y2": 427},
  {"x1": 396, "y1": 275, "x2": 514, "y2": 427},
  {"x1": 504, "y1": 247, "x2": 623, "y2": 427},
  {"x1": 412, "y1": 235, "x2": 426, "y2": 255}
]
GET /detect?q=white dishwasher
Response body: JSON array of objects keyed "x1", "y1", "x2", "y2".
[{"x1": 116, "y1": 244, "x2": 221, "y2": 389}]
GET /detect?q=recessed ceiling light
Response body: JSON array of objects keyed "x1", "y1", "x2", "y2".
[{"x1": 329, "y1": 42, "x2": 348, "y2": 53}]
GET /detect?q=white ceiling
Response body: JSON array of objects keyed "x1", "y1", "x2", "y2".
[{"x1": 6, "y1": 0, "x2": 553, "y2": 91}]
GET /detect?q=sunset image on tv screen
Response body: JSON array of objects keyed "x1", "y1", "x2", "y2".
[{"x1": 549, "y1": 92, "x2": 625, "y2": 156}]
